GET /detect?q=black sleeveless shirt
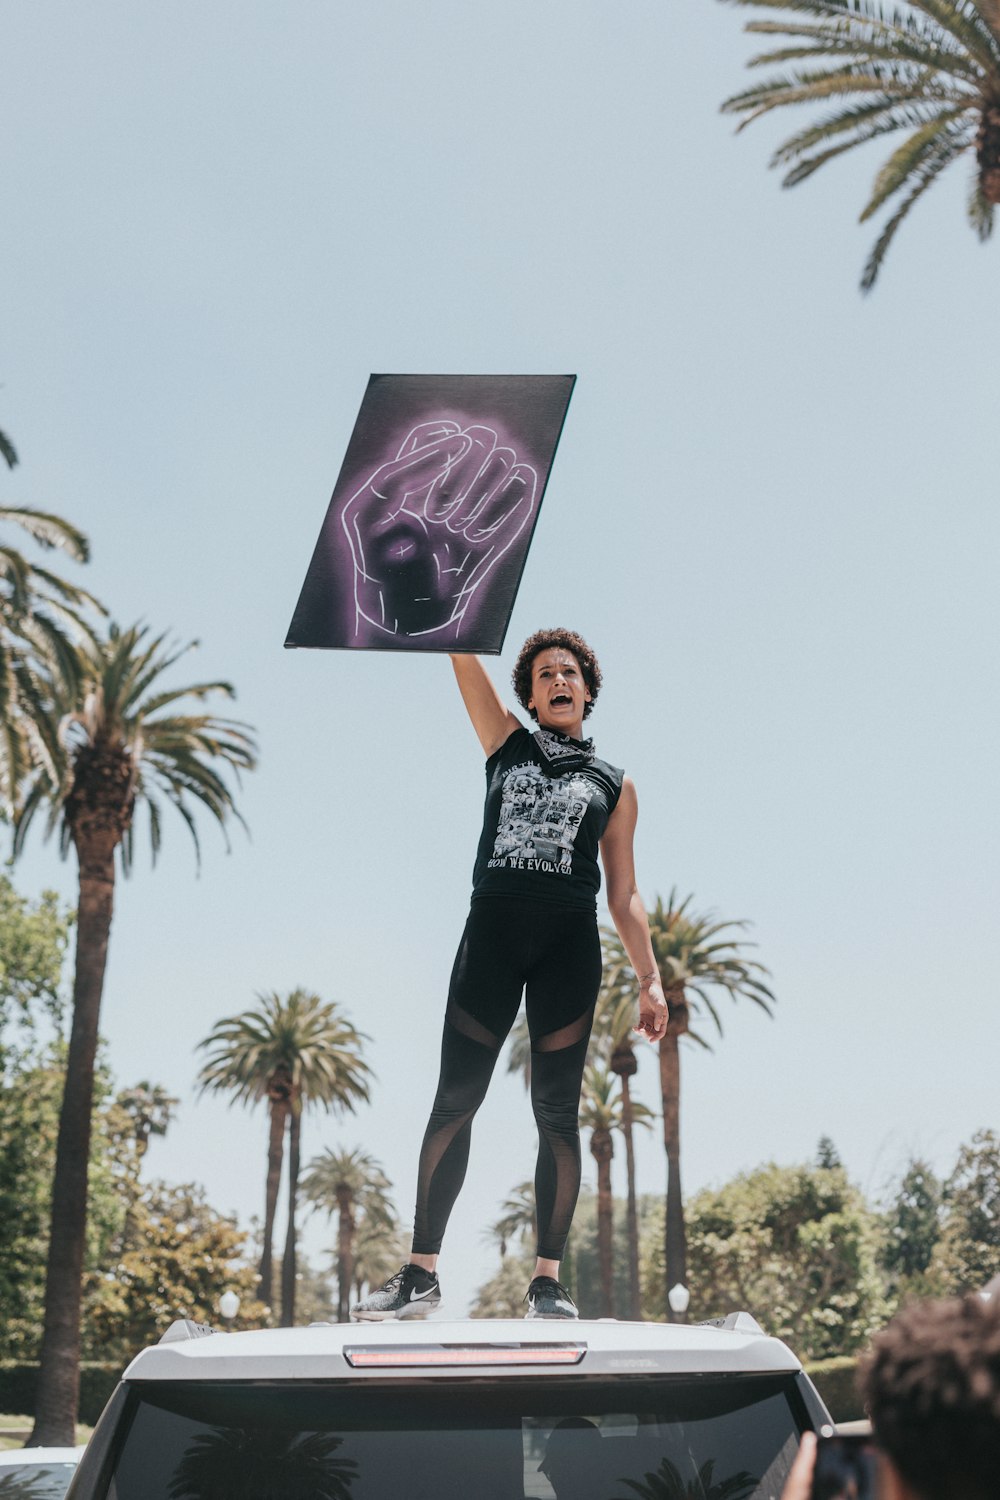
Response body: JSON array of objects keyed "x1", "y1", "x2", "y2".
[{"x1": 471, "y1": 726, "x2": 624, "y2": 911}]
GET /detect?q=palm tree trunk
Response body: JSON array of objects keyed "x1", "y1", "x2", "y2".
[
  {"x1": 590, "y1": 1130, "x2": 614, "y2": 1318},
  {"x1": 977, "y1": 103, "x2": 1000, "y2": 203},
  {"x1": 336, "y1": 1187, "x2": 356, "y2": 1323},
  {"x1": 259, "y1": 1097, "x2": 287, "y2": 1315},
  {"x1": 280, "y1": 1101, "x2": 300, "y2": 1327},
  {"x1": 620, "y1": 1074, "x2": 642, "y2": 1320},
  {"x1": 30, "y1": 835, "x2": 116, "y2": 1446},
  {"x1": 659, "y1": 983, "x2": 689, "y2": 1324}
]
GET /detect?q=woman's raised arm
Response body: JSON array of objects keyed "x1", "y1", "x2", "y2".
[{"x1": 450, "y1": 654, "x2": 521, "y2": 756}]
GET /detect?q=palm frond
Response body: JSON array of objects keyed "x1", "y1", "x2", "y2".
[
  {"x1": 0, "y1": 430, "x2": 17, "y2": 469},
  {"x1": 860, "y1": 129, "x2": 960, "y2": 283},
  {"x1": 0, "y1": 506, "x2": 90, "y2": 562},
  {"x1": 860, "y1": 108, "x2": 972, "y2": 215},
  {"x1": 967, "y1": 170, "x2": 997, "y2": 232}
]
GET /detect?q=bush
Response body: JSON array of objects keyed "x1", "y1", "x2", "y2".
[
  {"x1": 805, "y1": 1356, "x2": 864, "y2": 1423},
  {"x1": 0, "y1": 1362, "x2": 123, "y2": 1427}
]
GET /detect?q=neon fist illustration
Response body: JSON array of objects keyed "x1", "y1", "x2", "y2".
[
  {"x1": 341, "y1": 420, "x2": 537, "y2": 641},
  {"x1": 285, "y1": 374, "x2": 575, "y2": 655}
]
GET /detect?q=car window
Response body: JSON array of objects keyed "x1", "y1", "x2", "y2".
[
  {"x1": 0, "y1": 1463, "x2": 79, "y2": 1500},
  {"x1": 105, "y1": 1376, "x2": 801, "y2": 1500}
]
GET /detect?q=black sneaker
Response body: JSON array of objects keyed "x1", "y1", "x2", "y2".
[
  {"x1": 524, "y1": 1275, "x2": 578, "y2": 1320},
  {"x1": 350, "y1": 1263, "x2": 442, "y2": 1322}
]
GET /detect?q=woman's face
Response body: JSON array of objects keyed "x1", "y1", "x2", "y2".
[{"x1": 528, "y1": 647, "x2": 591, "y2": 733}]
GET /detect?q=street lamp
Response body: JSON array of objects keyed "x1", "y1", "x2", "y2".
[
  {"x1": 667, "y1": 1283, "x2": 690, "y2": 1316},
  {"x1": 219, "y1": 1290, "x2": 240, "y2": 1324}
]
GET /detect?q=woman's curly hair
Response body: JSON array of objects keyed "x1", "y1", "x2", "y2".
[
  {"x1": 860, "y1": 1292, "x2": 1000, "y2": 1500},
  {"x1": 511, "y1": 628, "x2": 602, "y2": 721}
]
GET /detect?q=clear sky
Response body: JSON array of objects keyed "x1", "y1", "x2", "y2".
[{"x1": 3, "y1": 1, "x2": 998, "y2": 1319}]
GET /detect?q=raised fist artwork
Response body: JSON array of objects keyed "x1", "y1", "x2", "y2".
[
  {"x1": 285, "y1": 374, "x2": 575, "y2": 654},
  {"x1": 340, "y1": 420, "x2": 537, "y2": 642}
]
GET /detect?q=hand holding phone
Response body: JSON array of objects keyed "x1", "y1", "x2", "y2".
[{"x1": 810, "y1": 1434, "x2": 880, "y2": 1500}]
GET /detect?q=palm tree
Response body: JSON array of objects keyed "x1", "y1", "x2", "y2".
[
  {"x1": 198, "y1": 990, "x2": 371, "y2": 1325},
  {"x1": 603, "y1": 892, "x2": 775, "y2": 1323},
  {"x1": 302, "y1": 1147, "x2": 392, "y2": 1321},
  {"x1": 15, "y1": 622, "x2": 255, "y2": 1446},
  {"x1": 590, "y1": 987, "x2": 652, "y2": 1320},
  {"x1": 488, "y1": 1180, "x2": 537, "y2": 1259},
  {"x1": 613, "y1": 1455, "x2": 757, "y2": 1500},
  {"x1": 115, "y1": 1080, "x2": 179, "y2": 1160},
  {"x1": 0, "y1": 493, "x2": 103, "y2": 807},
  {"x1": 719, "y1": 0, "x2": 1000, "y2": 290},
  {"x1": 352, "y1": 1209, "x2": 409, "y2": 1304},
  {"x1": 579, "y1": 1062, "x2": 622, "y2": 1317},
  {"x1": 167, "y1": 1427, "x2": 358, "y2": 1500}
]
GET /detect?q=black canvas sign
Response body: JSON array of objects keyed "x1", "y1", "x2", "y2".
[{"x1": 285, "y1": 373, "x2": 576, "y2": 654}]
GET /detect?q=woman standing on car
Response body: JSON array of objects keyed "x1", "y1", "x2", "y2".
[{"x1": 352, "y1": 628, "x2": 668, "y2": 1321}]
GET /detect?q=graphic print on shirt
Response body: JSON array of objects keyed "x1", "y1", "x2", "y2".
[{"x1": 488, "y1": 760, "x2": 597, "y2": 876}]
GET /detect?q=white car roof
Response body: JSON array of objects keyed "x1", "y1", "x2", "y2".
[
  {"x1": 124, "y1": 1315, "x2": 801, "y2": 1383},
  {"x1": 0, "y1": 1448, "x2": 83, "y2": 1466}
]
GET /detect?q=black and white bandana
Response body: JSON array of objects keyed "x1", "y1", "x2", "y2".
[{"x1": 532, "y1": 726, "x2": 596, "y2": 775}]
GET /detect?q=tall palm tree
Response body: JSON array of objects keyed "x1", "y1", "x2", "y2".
[
  {"x1": 719, "y1": 0, "x2": 1000, "y2": 289},
  {"x1": 16, "y1": 622, "x2": 256, "y2": 1446},
  {"x1": 0, "y1": 495, "x2": 103, "y2": 807},
  {"x1": 590, "y1": 986, "x2": 652, "y2": 1320},
  {"x1": 488, "y1": 1180, "x2": 537, "y2": 1260},
  {"x1": 198, "y1": 991, "x2": 371, "y2": 1325},
  {"x1": 302, "y1": 1147, "x2": 391, "y2": 1321},
  {"x1": 352, "y1": 1205, "x2": 409, "y2": 1304},
  {"x1": 603, "y1": 892, "x2": 775, "y2": 1323},
  {"x1": 579, "y1": 1062, "x2": 622, "y2": 1318}
]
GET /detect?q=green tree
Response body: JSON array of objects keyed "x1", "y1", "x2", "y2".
[
  {"x1": 881, "y1": 1156, "x2": 942, "y2": 1293},
  {"x1": 83, "y1": 1181, "x2": 267, "y2": 1361},
  {"x1": 14, "y1": 621, "x2": 256, "y2": 1446},
  {"x1": 719, "y1": 0, "x2": 1000, "y2": 290},
  {"x1": 0, "y1": 873, "x2": 72, "y2": 1055},
  {"x1": 197, "y1": 990, "x2": 372, "y2": 1325},
  {"x1": 567, "y1": 1188, "x2": 664, "y2": 1319},
  {"x1": 579, "y1": 1063, "x2": 622, "y2": 1317},
  {"x1": 471, "y1": 1248, "x2": 536, "y2": 1318},
  {"x1": 603, "y1": 892, "x2": 774, "y2": 1323},
  {"x1": 302, "y1": 1147, "x2": 392, "y2": 1322},
  {"x1": 590, "y1": 985, "x2": 652, "y2": 1320},
  {"x1": 679, "y1": 1160, "x2": 887, "y2": 1359},
  {"x1": 929, "y1": 1130, "x2": 1000, "y2": 1293},
  {"x1": 0, "y1": 1050, "x2": 144, "y2": 1361},
  {"x1": 816, "y1": 1136, "x2": 843, "y2": 1171}
]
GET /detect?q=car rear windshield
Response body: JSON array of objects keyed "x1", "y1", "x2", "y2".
[
  {"x1": 102, "y1": 1373, "x2": 804, "y2": 1500},
  {"x1": 0, "y1": 1460, "x2": 78, "y2": 1498}
]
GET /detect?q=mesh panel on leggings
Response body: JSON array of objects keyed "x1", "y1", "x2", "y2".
[
  {"x1": 445, "y1": 997, "x2": 501, "y2": 1050},
  {"x1": 533, "y1": 1008, "x2": 593, "y2": 1053},
  {"x1": 529, "y1": 1021, "x2": 593, "y2": 1260}
]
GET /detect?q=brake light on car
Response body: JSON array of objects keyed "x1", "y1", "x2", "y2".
[{"x1": 345, "y1": 1343, "x2": 587, "y2": 1368}]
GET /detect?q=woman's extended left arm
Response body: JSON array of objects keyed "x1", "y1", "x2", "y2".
[{"x1": 600, "y1": 778, "x2": 669, "y2": 1044}]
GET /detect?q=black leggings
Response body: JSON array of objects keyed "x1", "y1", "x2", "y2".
[{"x1": 412, "y1": 896, "x2": 602, "y2": 1263}]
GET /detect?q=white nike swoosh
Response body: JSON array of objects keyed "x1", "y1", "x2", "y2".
[{"x1": 409, "y1": 1285, "x2": 438, "y2": 1301}]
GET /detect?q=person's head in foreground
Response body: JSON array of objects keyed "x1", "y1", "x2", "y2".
[
  {"x1": 861, "y1": 1291, "x2": 1000, "y2": 1500},
  {"x1": 785, "y1": 1291, "x2": 1000, "y2": 1500}
]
